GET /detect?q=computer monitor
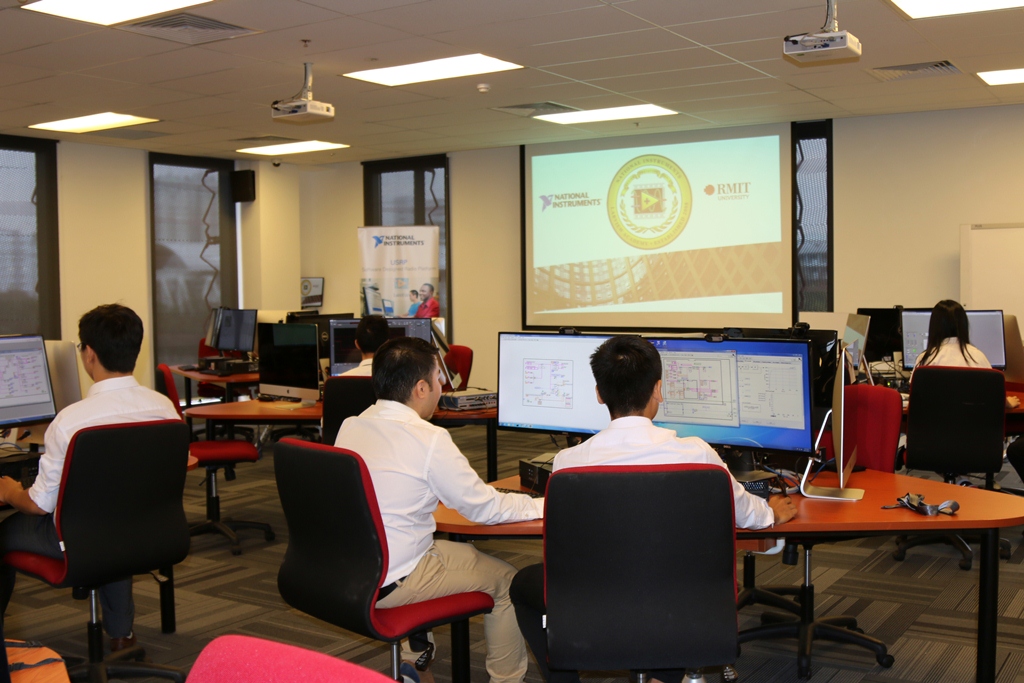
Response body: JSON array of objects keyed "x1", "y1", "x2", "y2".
[
  {"x1": 0, "y1": 335, "x2": 58, "y2": 428},
  {"x1": 44, "y1": 340, "x2": 82, "y2": 413},
  {"x1": 364, "y1": 287, "x2": 385, "y2": 316},
  {"x1": 497, "y1": 332, "x2": 613, "y2": 435},
  {"x1": 901, "y1": 309, "x2": 1006, "y2": 369},
  {"x1": 214, "y1": 308, "x2": 257, "y2": 353},
  {"x1": 843, "y1": 313, "x2": 870, "y2": 369},
  {"x1": 285, "y1": 312, "x2": 355, "y2": 360},
  {"x1": 857, "y1": 307, "x2": 903, "y2": 363},
  {"x1": 1003, "y1": 314, "x2": 1024, "y2": 385},
  {"x1": 328, "y1": 318, "x2": 433, "y2": 376},
  {"x1": 257, "y1": 323, "x2": 320, "y2": 402},
  {"x1": 646, "y1": 336, "x2": 815, "y2": 455}
]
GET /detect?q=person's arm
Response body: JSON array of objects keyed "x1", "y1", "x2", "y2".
[
  {"x1": 1007, "y1": 396, "x2": 1020, "y2": 411},
  {"x1": 0, "y1": 478, "x2": 46, "y2": 515},
  {"x1": 768, "y1": 494, "x2": 797, "y2": 525}
]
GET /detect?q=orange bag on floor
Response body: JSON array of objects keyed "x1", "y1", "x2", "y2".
[{"x1": 5, "y1": 641, "x2": 69, "y2": 683}]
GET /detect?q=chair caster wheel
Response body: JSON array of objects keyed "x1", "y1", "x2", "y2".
[
  {"x1": 231, "y1": 547, "x2": 242, "y2": 556},
  {"x1": 877, "y1": 654, "x2": 895, "y2": 668},
  {"x1": 722, "y1": 664, "x2": 738, "y2": 682},
  {"x1": 892, "y1": 549, "x2": 906, "y2": 561},
  {"x1": 959, "y1": 558, "x2": 972, "y2": 571},
  {"x1": 265, "y1": 530, "x2": 276, "y2": 541}
]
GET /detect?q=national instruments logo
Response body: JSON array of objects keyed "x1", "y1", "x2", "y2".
[{"x1": 607, "y1": 154, "x2": 692, "y2": 250}]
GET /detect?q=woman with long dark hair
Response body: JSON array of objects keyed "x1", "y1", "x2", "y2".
[{"x1": 912, "y1": 299, "x2": 987, "y2": 371}]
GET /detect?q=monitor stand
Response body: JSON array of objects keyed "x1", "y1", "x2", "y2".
[{"x1": 799, "y1": 456, "x2": 864, "y2": 501}]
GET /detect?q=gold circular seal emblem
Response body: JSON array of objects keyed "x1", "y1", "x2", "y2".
[{"x1": 607, "y1": 154, "x2": 692, "y2": 250}]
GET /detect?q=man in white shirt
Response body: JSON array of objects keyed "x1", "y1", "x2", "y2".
[
  {"x1": 0, "y1": 304, "x2": 180, "y2": 652},
  {"x1": 334, "y1": 337, "x2": 543, "y2": 683},
  {"x1": 341, "y1": 314, "x2": 390, "y2": 377},
  {"x1": 510, "y1": 336, "x2": 798, "y2": 683}
]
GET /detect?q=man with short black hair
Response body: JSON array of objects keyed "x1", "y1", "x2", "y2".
[
  {"x1": 413, "y1": 283, "x2": 439, "y2": 319},
  {"x1": 341, "y1": 314, "x2": 390, "y2": 377},
  {"x1": 0, "y1": 304, "x2": 180, "y2": 651},
  {"x1": 510, "y1": 336, "x2": 797, "y2": 683},
  {"x1": 335, "y1": 337, "x2": 542, "y2": 683}
]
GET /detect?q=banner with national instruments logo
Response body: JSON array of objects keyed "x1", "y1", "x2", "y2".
[
  {"x1": 358, "y1": 226, "x2": 440, "y2": 320},
  {"x1": 525, "y1": 128, "x2": 792, "y2": 330}
]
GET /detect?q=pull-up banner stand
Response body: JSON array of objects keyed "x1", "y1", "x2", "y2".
[{"x1": 358, "y1": 226, "x2": 440, "y2": 320}]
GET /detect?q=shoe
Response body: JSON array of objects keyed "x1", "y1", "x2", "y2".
[{"x1": 110, "y1": 633, "x2": 136, "y2": 653}]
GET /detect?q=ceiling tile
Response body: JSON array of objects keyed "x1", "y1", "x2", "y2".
[
  {"x1": 0, "y1": 29, "x2": 178, "y2": 72},
  {"x1": 198, "y1": 17, "x2": 410, "y2": 60},
  {"x1": 502, "y1": 28, "x2": 694, "y2": 67},
  {"x1": 543, "y1": 47, "x2": 734, "y2": 81},
  {"x1": 157, "y1": 62, "x2": 300, "y2": 96},
  {"x1": 0, "y1": 7, "x2": 100, "y2": 56},
  {"x1": 81, "y1": 48, "x2": 260, "y2": 85},
  {"x1": 302, "y1": 0, "x2": 430, "y2": 16},
  {"x1": 605, "y1": 0, "x2": 823, "y2": 27},
  {"x1": 0, "y1": 64, "x2": 56, "y2": 88},
  {"x1": 193, "y1": 0, "x2": 343, "y2": 30},
  {"x1": 591, "y1": 62, "x2": 767, "y2": 92},
  {"x1": 666, "y1": 6, "x2": 831, "y2": 45},
  {"x1": 356, "y1": 0, "x2": 602, "y2": 35}
]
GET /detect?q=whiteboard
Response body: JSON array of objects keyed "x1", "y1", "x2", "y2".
[{"x1": 960, "y1": 223, "x2": 1024, "y2": 323}]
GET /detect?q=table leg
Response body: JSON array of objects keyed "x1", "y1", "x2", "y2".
[
  {"x1": 450, "y1": 618, "x2": 471, "y2": 683},
  {"x1": 184, "y1": 378, "x2": 193, "y2": 408},
  {"x1": 157, "y1": 566, "x2": 175, "y2": 634},
  {"x1": 486, "y1": 418, "x2": 498, "y2": 482},
  {"x1": 977, "y1": 528, "x2": 998, "y2": 683}
]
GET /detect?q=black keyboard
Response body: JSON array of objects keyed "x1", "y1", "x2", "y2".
[
  {"x1": 494, "y1": 487, "x2": 543, "y2": 499},
  {"x1": 200, "y1": 368, "x2": 234, "y2": 377}
]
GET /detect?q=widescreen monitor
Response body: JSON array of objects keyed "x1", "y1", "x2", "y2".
[
  {"x1": 257, "y1": 323, "x2": 320, "y2": 402},
  {"x1": 214, "y1": 308, "x2": 257, "y2": 353},
  {"x1": 647, "y1": 336, "x2": 814, "y2": 455},
  {"x1": 901, "y1": 309, "x2": 1006, "y2": 369},
  {"x1": 857, "y1": 307, "x2": 902, "y2": 363},
  {"x1": 0, "y1": 335, "x2": 58, "y2": 428},
  {"x1": 285, "y1": 312, "x2": 354, "y2": 360},
  {"x1": 497, "y1": 332, "x2": 613, "y2": 435},
  {"x1": 328, "y1": 317, "x2": 433, "y2": 376}
]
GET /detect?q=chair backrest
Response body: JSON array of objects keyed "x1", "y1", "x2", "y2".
[
  {"x1": 274, "y1": 439, "x2": 389, "y2": 640},
  {"x1": 321, "y1": 377, "x2": 377, "y2": 447},
  {"x1": 155, "y1": 363, "x2": 185, "y2": 420},
  {"x1": 844, "y1": 384, "x2": 903, "y2": 473},
  {"x1": 906, "y1": 366, "x2": 1006, "y2": 476},
  {"x1": 545, "y1": 464, "x2": 737, "y2": 672},
  {"x1": 443, "y1": 345, "x2": 473, "y2": 391},
  {"x1": 189, "y1": 635, "x2": 396, "y2": 683},
  {"x1": 56, "y1": 420, "x2": 191, "y2": 588}
]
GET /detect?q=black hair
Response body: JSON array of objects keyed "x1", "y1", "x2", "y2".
[
  {"x1": 355, "y1": 315, "x2": 390, "y2": 355},
  {"x1": 410, "y1": 290, "x2": 420, "y2": 297},
  {"x1": 78, "y1": 304, "x2": 144, "y2": 373},
  {"x1": 589, "y1": 336, "x2": 662, "y2": 418},
  {"x1": 421, "y1": 283, "x2": 435, "y2": 294},
  {"x1": 917, "y1": 299, "x2": 975, "y2": 367},
  {"x1": 372, "y1": 337, "x2": 439, "y2": 402}
]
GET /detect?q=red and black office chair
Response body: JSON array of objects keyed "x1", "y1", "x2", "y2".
[
  {"x1": 544, "y1": 464, "x2": 737, "y2": 683},
  {"x1": 321, "y1": 376, "x2": 377, "y2": 447},
  {"x1": 3, "y1": 420, "x2": 191, "y2": 682},
  {"x1": 442, "y1": 345, "x2": 473, "y2": 392},
  {"x1": 156, "y1": 364, "x2": 274, "y2": 556},
  {"x1": 188, "y1": 635, "x2": 397, "y2": 683},
  {"x1": 894, "y1": 366, "x2": 1011, "y2": 570},
  {"x1": 274, "y1": 439, "x2": 493, "y2": 683}
]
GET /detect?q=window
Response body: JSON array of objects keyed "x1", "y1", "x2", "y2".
[
  {"x1": 363, "y1": 155, "x2": 450, "y2": 335},
  {"x1": 0, "y1": 135, "x2": 59, "y2": 338},
  {"x1": 149, "y1": 154, "x2": 237, "y2": 374},
  {"x1": 792, "y1": 120, "x2": 833, "y2": 313}
]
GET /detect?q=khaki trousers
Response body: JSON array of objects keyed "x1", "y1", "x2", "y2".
[{"x1": 376, "y1": 540, "x2": 527, "y2": 683}]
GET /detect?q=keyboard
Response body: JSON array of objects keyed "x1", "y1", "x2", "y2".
[
  {"x1": 494, "y1": 487, "x2": 543, "y2": 499},
  {"x1": 200, "y1": 368, "x2": 234, "y2": 377}
]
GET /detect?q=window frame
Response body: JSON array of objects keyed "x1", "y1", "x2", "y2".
[{"x1": 791, "y1": 119, "x2": 834, "y2": 314}]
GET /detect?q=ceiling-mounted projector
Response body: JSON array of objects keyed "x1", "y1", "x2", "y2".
[
  {"x1": 272, "y1": 62, "x2": 334, "y2": 124},
  {"x1": 783, "y1": 0, "x2": 861, "y2": 64}
]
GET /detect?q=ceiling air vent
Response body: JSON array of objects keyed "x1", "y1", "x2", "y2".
[
  {"x1": 84, "y1": 128, "x2": 166, "y2": 140},
  {"x1": 492, "y1": 102, "x2": 580, "y2": 118},
  {"x1": 869, "y1": 60, "x2": 962, "y2": 83},
  {"x1": 119, "y1": 13, "x2": 260, "y2": 45},
  {"x1": 231, "y1": 136, "x2": 300, "y2": 144}
]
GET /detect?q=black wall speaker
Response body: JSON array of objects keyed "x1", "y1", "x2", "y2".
[{"x1": 230, "y1": 170, "x2": 256, "y2": 203}]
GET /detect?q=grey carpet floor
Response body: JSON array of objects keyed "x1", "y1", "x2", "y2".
[{"x1": 5, "y1": 426, "x2": 1024, "y2": 682}]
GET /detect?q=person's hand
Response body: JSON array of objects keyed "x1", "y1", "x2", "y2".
[
  {"x1": 768, "y1": 494, "x2": 797, "y2": 525},
  {"x1": 0, "y1": 476, "x2": 21, "y2": 505},
  {"x1": 1007, "y1": 396, "x2": 1020, "y2": 411}
]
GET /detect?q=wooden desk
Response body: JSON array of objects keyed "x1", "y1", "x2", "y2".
[
  {"x1": 168, "y1": 365, "x2": 260, "y2": 407},
  {"x1": 185, "y1": 401, "x2": 502, "y2": 481},
  {"x1": 435, "y1": 470, "x2": 1024, "y2": 683}
]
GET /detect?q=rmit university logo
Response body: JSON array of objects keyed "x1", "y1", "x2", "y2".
[{"x1": 705, "y1": 182, "x2": 751, "y2": 201}]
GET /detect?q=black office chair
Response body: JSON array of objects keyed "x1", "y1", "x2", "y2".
[
  {"x1": 4, "y1": 420, "x2": 191, "y2": 682},
  {"x1": 894, "y1": 366, "x2": 1011, "y2": 570},
  {"x1": 274, "y1": 439, "x2": 493, "y2": 682},
  {"x1": 321, "y1": 376, "x2": 377, "y2": 447},
  {"x1": 545, "y1": 464, "x2": 737, "y2": 683}
]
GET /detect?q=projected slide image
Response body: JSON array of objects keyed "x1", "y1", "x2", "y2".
[
  {"x1": 0, "y1": 350, "x2": 50, "y2": 408},
  {"x1": 522, "y1": 359, "x2": 574, "y2": 409},
  {"x1": 660, "y1": 350, "x2": 740, "y2": 427},
  {"x1": 737, "y1": 355, "x2": 805, "y2": 430}
]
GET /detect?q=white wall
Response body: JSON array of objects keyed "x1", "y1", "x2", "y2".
[
  {"x1": 57, "y1": 142, "x2": 153, "y2": 390},
  {"x1": 833, "y1": 104, "x2": 1024, "y2": 313},
  {"x1": 449, "y1": 147, "x2": 522, "y2": 389}
]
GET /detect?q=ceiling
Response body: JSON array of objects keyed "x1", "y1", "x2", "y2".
[{"x1": 2, "y1": 0, "x2": 1024, "y2": 165}]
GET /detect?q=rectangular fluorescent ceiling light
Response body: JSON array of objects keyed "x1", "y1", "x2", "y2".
[
  {"x1": 890, "y1": 1, "x2": 1024, "y2": 18},
  {"x1": 29, "y1": 112, "x2": 159, "y2": 133},
  {"x1": 535, "y1": 104, "x2": 677, "y2": 124},
  {"x1": 236, "y1": 140, "x2": 348, "y2": 155},
  {"x1": 23, "y1": 0, "x2": 213, "y2": 25},
  {"x1": 978, "y1": 68, "x2": 1024, "y2": 85},
  {"x1": 344, "y1": 53, "x2": 522, "y2": 86}
]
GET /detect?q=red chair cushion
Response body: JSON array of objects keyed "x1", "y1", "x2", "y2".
[
  {"x1": 4, "y1": 551, "x2": 67, "y2": 586},
  {"x1": 190, "y1": 440, "x2": 259, "y2": 464},
  {"x1": 372, "y1": 592, "x2": 494, "y2": 639}
]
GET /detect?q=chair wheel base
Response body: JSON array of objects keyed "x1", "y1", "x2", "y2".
[{"x1": 190, "y1": 518, "x2": 274, "y2": 555}]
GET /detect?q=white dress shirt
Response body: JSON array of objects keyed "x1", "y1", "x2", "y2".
[
  {"x1": 913, "y1": 338, "x2": 990, "y2": 372},
  {"x1": 340, "y1": 358, "x2": 373, "y2": 377},
  {"x1": 30, "y1": 376, "x2": 180, "y2": 514},
  {"x1": 553, "y1": 416, "x2": 774, "y2": 530},
  {"x1": 335, "y1": 399, "x2": 544, "y2": 584}
]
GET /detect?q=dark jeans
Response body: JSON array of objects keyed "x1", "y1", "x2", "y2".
[
  {"x1": 0, "y1": 512, "x2": 134, "y2": 638},
  {"x1": 510, "y1": 564, "x2": 685, "y2": 683}
]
